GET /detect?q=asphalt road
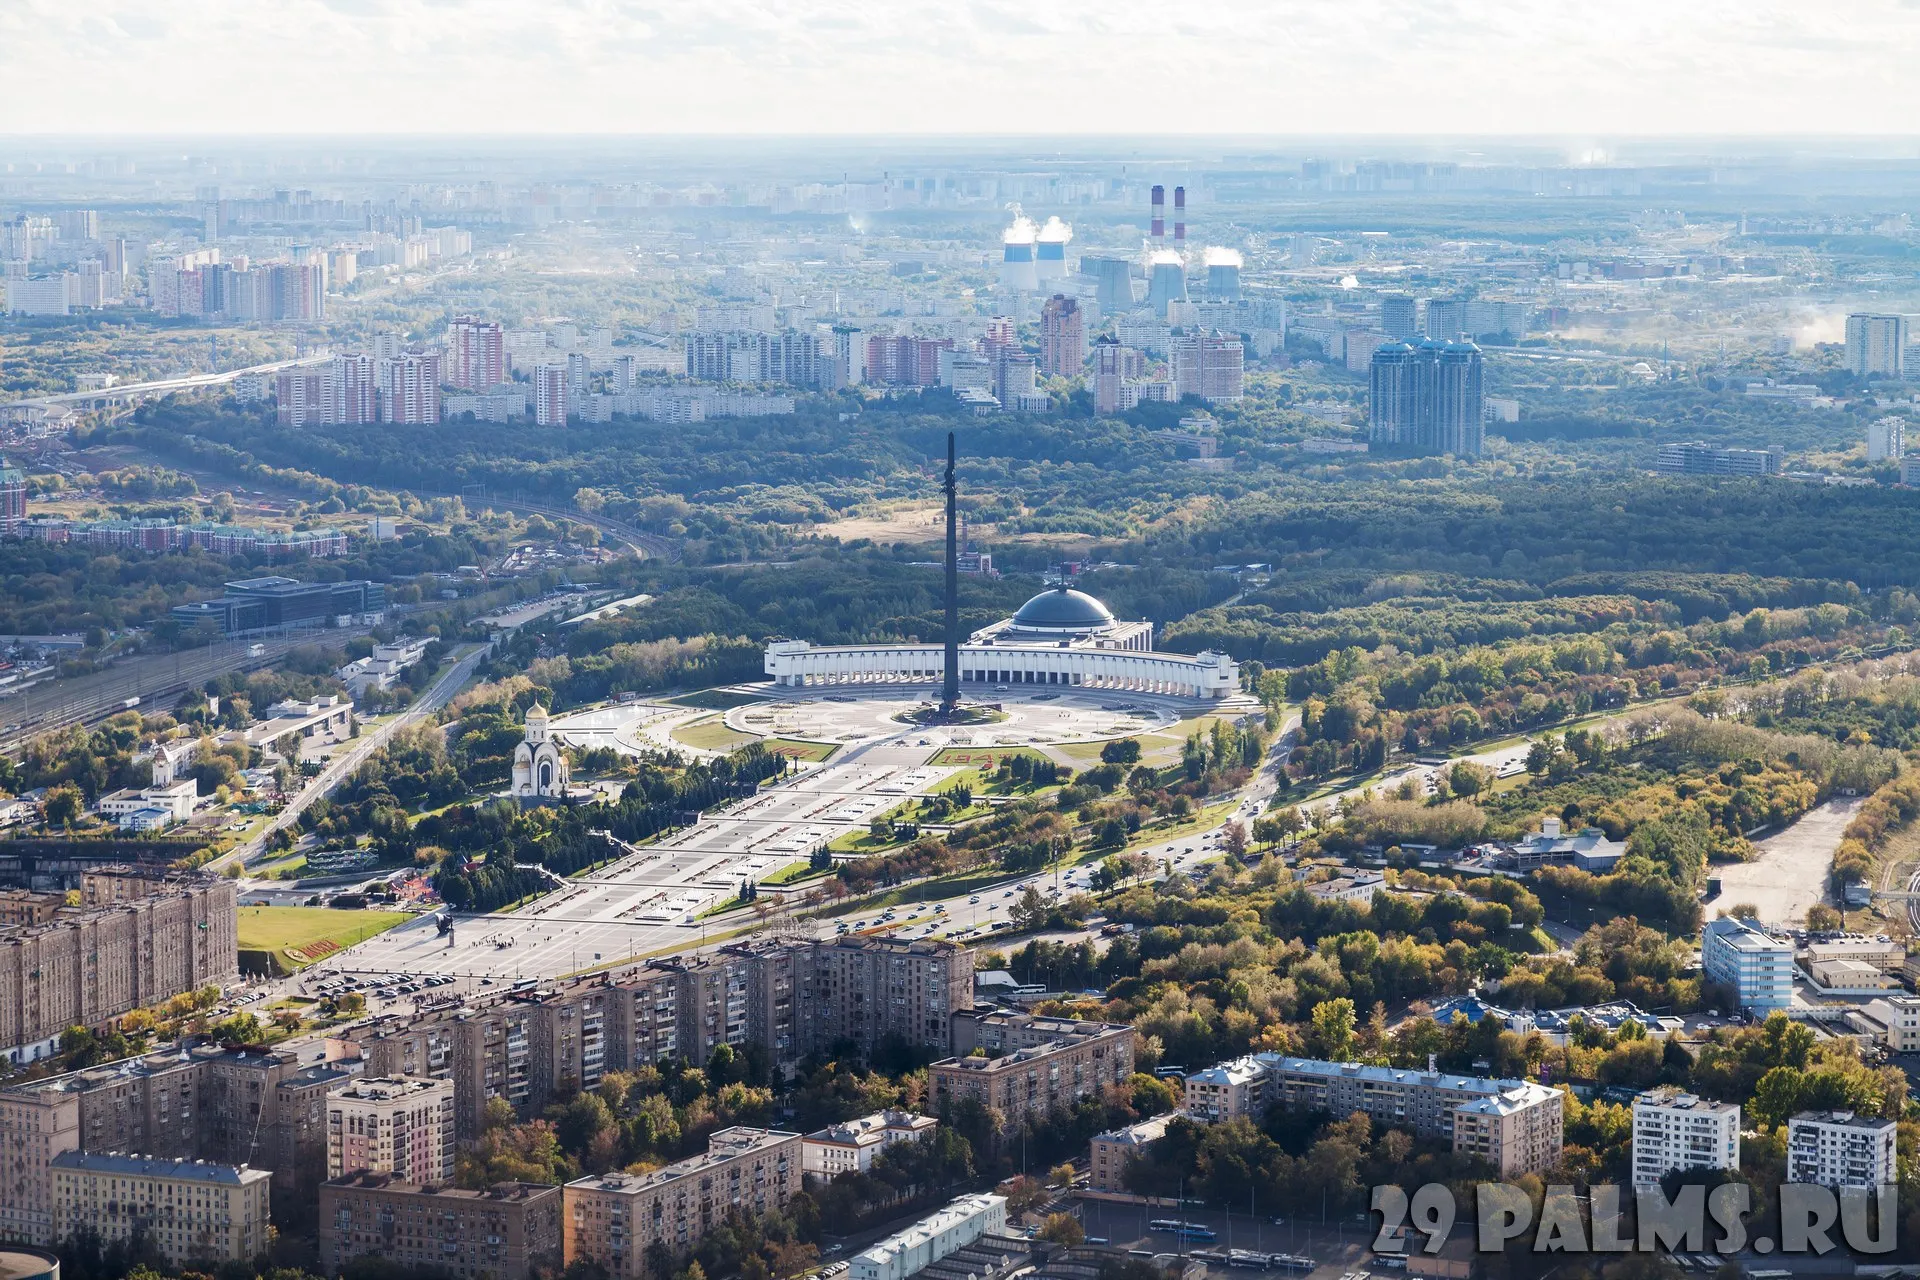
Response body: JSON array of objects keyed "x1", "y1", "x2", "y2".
[{"x1": 228, "y1": 644, "x2": 488, "y2": 869}]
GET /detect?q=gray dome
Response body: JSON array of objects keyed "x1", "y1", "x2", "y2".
[{"x1": 1010, "y1": 587, "x2": 1115, "y2": 631}]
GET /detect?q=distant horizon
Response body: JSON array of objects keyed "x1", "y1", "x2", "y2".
[{"x1": 5, "y1": 0, "x2": 1919, "y2": 138}]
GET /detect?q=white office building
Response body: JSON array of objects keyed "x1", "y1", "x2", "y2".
[
  {"x1": 1702, "y1": 916, "x2": 1793, "y2": 1015},
  {"x1": 1631, "y1": 1088, "x2": 1740, "y2": 1187},
  {"x1": 1869, "y1": 416, "x2": 1906, "y2": 462},
  {"x1": 1786, "y1": 1110, "x2": 1897, "y2": 1188}
]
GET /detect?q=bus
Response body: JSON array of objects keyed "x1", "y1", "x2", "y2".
[
  {"x1": 1270, "y1": 1257, "x2": 1315, "y2": 1276},
  {"x1": 1227, "y1": 1251, "x2": 1270, "y2": 1270},
  {"x1": 1148, "y1": 1220, "x2": 1183, "y2": 1233},
  {"x1": 1175, "y1": 1225, "x2": 1217, "y2": 1242}
]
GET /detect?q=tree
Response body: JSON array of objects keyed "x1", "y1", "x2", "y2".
[
  {"x1": 1037, "y1": 1213, "x2": 1085, "y2": 1246},
  {"x1": 1003, "y1": 1175, "x2": 1047, "y2": 1216},
  {"x1": 1222, "y1": 822, "x2": 1247, "y2": 858},
  {"x1": 1309, "y1": 997, "x2": 1357, "y2": 1061},
  {"x1": 1805, "y1": 904, "x2": 1842, "y2": 932},
  {"x1": 1101, "y1": 738, "x2": 1142, "y2": 765},
  {"x1": 1048, "y1": 1162, "x2": 1077, "y2": 1189},
  {"x1": 43, "y1": 783, "x2": 82, "y2": 828}
]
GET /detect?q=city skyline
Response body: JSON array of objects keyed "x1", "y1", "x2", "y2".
[{"x1": 4, "y1": 0, "x2": 1920, "y2": 137}]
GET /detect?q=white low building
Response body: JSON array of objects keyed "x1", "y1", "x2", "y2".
[
  {"x1": 850, "y1": 1194, "x2": 1007, "y2": 1280},
  {"x1": 1787, "y1": 1110, "x2": 1897, "y2": 1188},
  {"x1": 335, "y1": 639, "x2": 429, "y2": 696},
  {"x1": 765, "y1": 585, "x2": 1239, "y2": 701},
  {"x1": 802, "y1": 1110, "x2": 938, "y2": 1178},
  {"x1": 96, "y1": 778, "x2": 199, "y2": 829}
]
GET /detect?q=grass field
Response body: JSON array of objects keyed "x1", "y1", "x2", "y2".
[
  {"x1": 671, "y1": 716, "x2": 759, "y2": 751},
  {"x1": 237, "y1": 905, "x2": 408, "y2": 971},
  {"x1": 766, "y1": 738, "x2": 838, "y2": 762}
]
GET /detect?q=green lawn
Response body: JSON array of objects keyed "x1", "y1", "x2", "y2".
[
  {"x1": 766, "y1": 861, "x2": 829, "y2": 885},
  {"x1": 236, "y1": 905, "x2": 408, "y2": 971},
  {"x1": 671, "y1": 716, "x2": 760, "y2": 751}
]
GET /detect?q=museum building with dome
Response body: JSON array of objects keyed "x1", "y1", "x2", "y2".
[{"x1": 763, "y1": 583, "x2": 1238, "y2": 700}]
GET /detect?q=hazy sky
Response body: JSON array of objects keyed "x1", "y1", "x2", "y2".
[{"x1": 5, "y1": 0, "x2": 1920, "y2": 136}]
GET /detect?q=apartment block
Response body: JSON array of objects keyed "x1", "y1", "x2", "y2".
[
  {"x1": 357, "y1": 937, "x2": 974, "y2": 1139},
  {"x1": 851, "y1": 1194, "x2": 1008, "y2": 1280},
  {"x1": 563, "y1": 1128, "x2": 801, "y2": 1274},
  {"x1": 50, "y1": 1151, "x2": 270, "y2": 1264},
  {"x1": 1183, "y1": 1056, "x2": 1267, "y2": 1123},
  {"x1": 326, "y1": 1076, "x2": 455, "y2": 1184},
  {"x1": 929, "y1": 1023, "x2": 1135, "y2": 1128},
  {"x1": 1702, "y1": 916, "x2": 1794, "y2": 1015},
  {"x1": 1088, "y1": 1112, "x2": 1178, "y2": 1192},
  {"x1": 801, "y1": 1109, "x2": 937, "y2": 1178},
  {"x1": 0, "y1": 1044, "x2": 344, "y2": 1241},
  {"x1": 1631, "y1": 1088, "x2": 1740, "y2": 1187},
  {"x1": 0, "y1": 875, "x2": 239, "y2": 1064},
  {"x1": 1189, "y1": 1055, "x2": 1564, "y2": 1175},
  {"x1": 320, "y1": 1174, "x2": 562, "y2": 1280},
  {"x1": 1449, "y1": 1082, "x2": 1565, "y2": 1177},
  {"x1": 1787, "y1": 1110, "x2": 1897, "y2": 1188}
]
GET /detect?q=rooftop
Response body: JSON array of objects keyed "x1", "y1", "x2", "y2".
[
  {"x1": 1791, "y1": 1109, "x2": 1896, "y2": 1132},
  {"x1": 1453, "y1": 1082, "x2": 1561, "y2": 1117},
  {"x1": 1095, "y1": 1112, "x2": 1179, "y2": 1147},
  {"x1": 565, "y1": 1127, "x2": 798, "y2": 1195},
  {"x1": 1634, "y1": 1088, "x2": 1739, "y2": 1115},
  {"x1": 856, "y1": 1195, "x2": 1005, "y2": 1268},
  {"x1": 325, "y1": 1172, "x2": 561, "y2": 1201},
  {"x1": 51, "y1": 1151, "x2": 269, "y2": 1186},
  {"x1": 1255, "y1": 1054, "x2": 1534, "y2": 1097}
]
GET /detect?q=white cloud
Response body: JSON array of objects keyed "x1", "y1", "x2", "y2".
[{"x1": 2, "y1": 0, "x2": 1919, "y2": 134}]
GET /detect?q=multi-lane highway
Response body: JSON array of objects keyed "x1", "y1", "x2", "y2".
[{"x1": 0, "y1": 353, "x2": 329, "y2": 414}]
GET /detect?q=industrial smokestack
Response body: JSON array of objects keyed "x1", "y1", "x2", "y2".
[
  {"x1": 1174, "y1": 186, "x2": 1186, "y2": 250},
  {"x1": 1150, "y1": 184, "x2": 1164, "y2": 244}
]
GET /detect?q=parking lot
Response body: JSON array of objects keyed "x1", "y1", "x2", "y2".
[{"x1": 1077, "y1": 1201, "x2": 1376, "y2": 1277}]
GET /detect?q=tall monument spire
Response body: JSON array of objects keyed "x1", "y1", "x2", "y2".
[{"x1": 941, "y1": 431, "x2": 960, "y2": 716}]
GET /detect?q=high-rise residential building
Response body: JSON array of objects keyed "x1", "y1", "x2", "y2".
[
  {"x1": 1631, "y1": 1088, "x2": 1740, "y2": 1187},
  {"x1": 0, "y1": 457, "x2": 26, "y2": 533},
  {"x1": 1786, "y1": 1110, "x2": 1897, "y2": 1188},
  {"x1": 534, "y1": 364, "x2": 570, "y2": 426},
  {"x1": 564, "y1": 1128, "x2": 801, "y2": 1273},
  {"x1": 1039, "y1": 295, "x2": 1085, "y2": 377},
  {"x1": 449, "y1": 316, "x2": 506, "y2": 390},
  {"x1": 865, "y1": 335, "x2": 952, "y2": 387},
  {"x1": 50, "y1": 1152, "x2": 271, "y2": 1265},
  {"x1": 1869, "y1": 416, "x2": 1906, "y2": 462},
  {"x1": 380, "y1": 353, "x2": 441, "y2": 426},
  {"x1": 55, "y1": 210, "x2": 99, "y2": 241},
  {"x1": 1702, "y1": 915, "x2": 1794, "y2": 1013},
  {"x1": 1381, "y1": 294, "x2": 1420, "y2": 341},
  {"x1": 325, "y1": 1075, "x2": 455, "y2": 1184},
  {"x1": 1367, "y1": 338, "x2": 1484, "y2": 457},
  {"x1": 1423, "y1": 297, "x2": 1468, "y2": 340},
  {"x1": 321, "y1": 1176, "x2": 564, "y2": 1280},
  {"x1": 1847, "y1": 313, "x2": 1909, "y2": 377},
  {"x1": 1171, "y1": 329, "x2": 1245, "y2": 403},
  {"x1": 330, "y1": 354, "x2": 379, "y2": 426}
]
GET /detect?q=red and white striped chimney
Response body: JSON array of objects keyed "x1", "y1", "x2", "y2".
[
  {"x1": 1150, "y1": 184, "x2": 1164, "y2": 244},
  {"x1": 1174, "y1": 186, "x2": 1186, "y2": 250}
]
